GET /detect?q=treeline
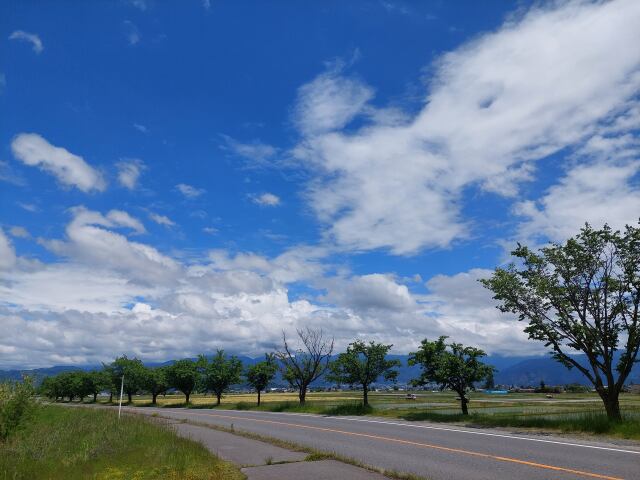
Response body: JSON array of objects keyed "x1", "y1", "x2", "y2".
[{"x1": 40, "y1": 330, "x2": 494, "y2": 414}]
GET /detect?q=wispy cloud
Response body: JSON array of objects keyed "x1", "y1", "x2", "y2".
[
  {"x1": 8, "y1": 30, "x2": 43, "y2": 54},
  {"x1": 11, "y1": 133, "x2": 106, "y2": 193},
  {"x1": 116, "y1": 158, "x2": 145, "y2": 190},
  {"x1": 149, "y1": 212, "x2": 175, "y2": 227},
  {"x1": 176, "y1": 183, "x2": 205, "y2": 198},
  {"x1": 219, "y1": 134, "x2": 277, "y2": 167},
  {"x1": 123, "y1": 21, "x2": 141, "y2": 45},
  {"x1": 133, "y1": 123, "x2": 148, "y2": 133},
  {"x1": 251, "y1": 192, "x2": 281, "y2": 207}
]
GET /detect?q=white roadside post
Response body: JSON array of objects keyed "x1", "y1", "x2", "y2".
[{"x1": 118, "y1": 374, "x2": 124, "y2": 420}]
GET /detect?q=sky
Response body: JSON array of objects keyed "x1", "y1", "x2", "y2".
[{"x1": 1, "y1": 0, "x2": 640, "y2": 369}]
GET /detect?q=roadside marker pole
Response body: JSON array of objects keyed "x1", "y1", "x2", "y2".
[{"x1": 118, "y1": 375, "x2": 124, "y2": 420}]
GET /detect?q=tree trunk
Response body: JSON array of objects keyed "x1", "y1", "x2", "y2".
[
  {"x1": 152, "y1": 393, "x2": 158, "y2": 405},
  {"x1": 109, "y1": 392, "x2": 113, "y2": 403},
  {"x1": 299, "y1": 386, "x2": 307, "y2": 404},
  {"x1": 93, "y1": 392, "x2": 98, "y2": 402},
  {"x1": 599, "y1": 390, "x2": 622, "y2": 421},
  {"x1": 257, "y1": 389, "x2": 261, "y2": 406},
  {"x1": 216, "y1": 393, "x2": 222, "y2": 405},
  {"x1": 460, "y1": 394, "x2": 469, "y2": 415},
  {"x1": 363, "y1": 385, "x2": 369, "y2": 406},
  {"x1": 127, "y1": 392, "x2": 132, "y2": 404},
  {"x1": 185, "y1": 392, "x2": 190, "y2": 405}
]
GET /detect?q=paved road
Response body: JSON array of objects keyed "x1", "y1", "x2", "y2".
[{"x1": 122, "y1": 407, "x2": 640, "y2": 480}]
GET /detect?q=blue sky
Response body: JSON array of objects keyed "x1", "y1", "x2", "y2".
[{"x1": 1, "y1": 0, "x2": 640, "y2": 368}]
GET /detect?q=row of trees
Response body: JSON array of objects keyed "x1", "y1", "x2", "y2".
[
  {"x1": 40, "y1": 225, "x2": 640, "y2": 420},
  {"x1": 40, "y1": 330, "x2": 495, "y2": 414}
]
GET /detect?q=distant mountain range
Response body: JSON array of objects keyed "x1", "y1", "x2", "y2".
[{"x1": 2, "y1": 354, "x2": 639, "y2": 387}]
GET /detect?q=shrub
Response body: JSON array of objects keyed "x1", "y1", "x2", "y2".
[{"x1": 0, "y1": 376, "x2": 38, "y2": 441}]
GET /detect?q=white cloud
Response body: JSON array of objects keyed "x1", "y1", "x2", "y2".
[
  {"x1": 8, "y1": 30, "x2": 43, "y2": 54},
  {"x1": 293, "y1": 67, "x2": 374, "y2": 136},
  {"x1": 203, "y1": 227, "x2": 218, "y2": 235},
  {"x1": 292, "y1": 0, "x2": 640, "y2": 255},
  {"x1": 17, "y1": 202, "x2": 38, "y2": 213},
  {"x1": 320, "y1": 273, "x2": 415, "y2": 312},
  {"x1": 9, "y1": 226, "x2": 29, "y2": 239},
  {"x1": 40, "y1": 207, "x2": 176, "y2": 284},
  {"x1": 515, "y1": 160, "x2": 640, "y2": 244},
  {"x1": 176, "y1": 183, "x2": 205, "y2": 198},
  {"x1": 252, "y1": 192, "x2": 281, "y2": 206},
  {"x1": 116, "y1": 158, "x2": 145, "y2": 190},
  {"x1": 11, "y1": 133, "x2": 106, "y2": 192},
  {"x1": 0, "y1": 229, "x2": 16, "y2": 270},
  {"x1": 423, "y1": 269, "x2": 537, "y2": 356},
  {"x1": 128, "y1": 0, "x2": 147, "y2": 11},
  {"x1": 220, "y1": 134, "x2": 277, "y2": 167},
  {"x1": 133, "y1": 123, "x2": 148, "y2": 133},
  {"x1": 149, "y1": 212, "x2": 175, "y2": 227},
  {"x1": 0, "y1": 160, "x2": 26, "y2": 186},
  {"x1": 123, "y1": 21, "x2": 141, "y2": 45}
]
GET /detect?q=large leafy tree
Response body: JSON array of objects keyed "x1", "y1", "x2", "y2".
[
  {"x1": 409, "y1": 337, "x2": 494, "y2": 415},
  {"x1": 111, "y1": 356, "x2": 147, "y2": 403},
  {"x1": 481, "y1": 224, "x2": 640, "y2": 420},
  {"x1": 165, "y1": 359, "x2": 199, "y2": 405},
  {"x1": 328, "y1": 340, "x2": 400, "y2": 406},
  {"x1": 144, "y1": 366, "x2": 169, "y2": 405},
  {"x1": 201, "y1": 350, "x2": 243, "y2": 406},
  {"x1": 245, "y1": 354, "x2": 278, "y2": 406},
  {"x1": 87, "y1": 370, "x2": 111, "y2": 402},
  {"x1": 276, "y1": 328, "x2": 334, "y2": 404}
]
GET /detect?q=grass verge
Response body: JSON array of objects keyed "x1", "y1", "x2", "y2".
[{"x1": 0, "y1": 405, "x2": 244, "y2": 480}]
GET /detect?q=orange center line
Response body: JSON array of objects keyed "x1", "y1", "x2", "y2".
[{"x1": 167, "y1": 410, "x2": 624, "y2": 480}]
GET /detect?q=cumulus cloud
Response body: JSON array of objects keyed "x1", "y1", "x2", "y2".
[
  {"x1": 11, "y1": 133, "x2": 106, "y2": 192},
  {"x1": 252, "y1": 192, "x2": 281, "y2": 206},
  {"x1": 8, "y1": 30, "x2": 43, "y2": 54},
  {"x1": 292, "y1": 0, "x2": 640, "y2": 255},
  {"x1": 40, "y1": 207, "x2": 177, "y2": 284},
  {"x1": 116, "y1": 158, "x2": 145, "y2": 189},
  {"x1": 0, "y1": 229, "x2": 16, "y2": 270},
  {"x1": 149, "y1": 212, "x2": 175, "y2": 227},
  {"x1": 176, "y1": 183, "x2": 205, "y2": 198}
]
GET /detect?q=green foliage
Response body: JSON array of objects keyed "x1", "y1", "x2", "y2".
[
  {"x1": 409, "y1": 337, "x2": 494, "y2": 414},
  {"x1": 245, "y1": 354, "x2": 278, "y2": 405},
  {"x1": 481, "y1": 223, "x2": 640, "y2": 420},
  {"x1": 200, "y1": 350, "x2": 243, "y2": 405},
  {"x1": 144, "y1": 366, "x2": 169, "y2": 404},
  {"x1": 0, "y1": 405, "x2": 243, "y2": 479},
  {"x1": 110, "y1": 356, "x2": 148, "y2": 402},
  {"x1": 328, "y1": 340, "x2": 400, "y2": 405},
  {"x1": 165, "y1": 359, "x2": 199, "y2": 404},
  {"x1": 0, "y1": 377, "x2": 37, "y2": 441}
]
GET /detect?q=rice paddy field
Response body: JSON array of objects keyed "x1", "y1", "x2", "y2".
[{"x1": 103, "y1": 390, "x2": 640, "y2": 426}]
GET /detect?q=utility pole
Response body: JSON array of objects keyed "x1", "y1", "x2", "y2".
[{"x1": 118, "y1": 374, "x2": 124, "y2": 420}]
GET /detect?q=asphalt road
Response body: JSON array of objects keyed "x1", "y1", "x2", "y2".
[{"x1": 121, "y1": 406, "x2": 640, "y2": 480}]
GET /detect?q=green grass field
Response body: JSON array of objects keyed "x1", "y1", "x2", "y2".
[
  {"x1": 86, "y1": 390, "x2": 640, "y2": 440},
  {"x1": 0, "y1": 405, "x2": 244, "y2": 480}
]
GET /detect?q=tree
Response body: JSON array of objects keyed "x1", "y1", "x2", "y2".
[
  {"x1": 276, "y1": 328, "x2": 334, "y2": 404},
  {"x1": 201, "y1": 350, "x2": 243, "y2": 406},
  {"x1": 144, "y1": 367, "x2": 169, "y2": 405},
  {"x1": 483, "y1": 370, "x2": 495, "y2": 390},
  {"x1": 39, "y1": 375, "x2": 63, "y2": 401},
  {"x1": 327, "y1": 340, "x2": 400, "y2": 406},
  {"x1": 245, "y1": 354, "x2": 278, "y2": 406},
  {"x1": 56, "y1": 371, "x2": 83, "y2": 401},
  {"x1": 481, "y1": 224, "x2": 640, "y2": 421},
  {"x1": 111, "y1": 356, "x2": 147, "y2": 403},
  {"x1": 87, "y1": 370, "x2": 110, "y2": 402},
  {"x1": 166, "y1": 359, "x2": 199, "y2": 405},
  {"x1": 409, "y1": 337, "x2": 494, "y2": 415}
]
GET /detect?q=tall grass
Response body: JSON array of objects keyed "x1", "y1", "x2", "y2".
[
  {"x1": 0, "y1": 378, "x2": 37, "y2": 441},
  {"x1": 0, "y1": 406, "x2": 244, "y2": 480}
]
